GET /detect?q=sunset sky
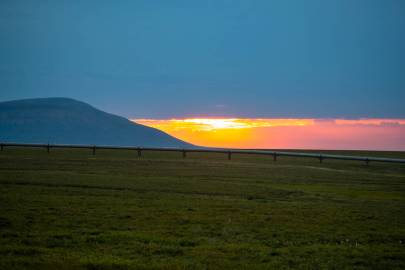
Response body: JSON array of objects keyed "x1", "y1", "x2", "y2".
[
  {"x1": 1, "y1": 1, "x2": 404, "y2": 150},
  {"x1": 134, "y1": 118, "x2": 405, "y2": 150}
]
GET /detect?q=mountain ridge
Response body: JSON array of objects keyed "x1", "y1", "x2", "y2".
[{"x1": 0, "y1": 97, "x2": 194, "y2": 148}]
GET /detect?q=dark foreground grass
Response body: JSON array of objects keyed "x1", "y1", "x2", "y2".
[{"x1": 0, "y1": 147, "x2": 404, "y2": 269}]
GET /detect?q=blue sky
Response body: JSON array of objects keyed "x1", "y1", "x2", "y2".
[{"x1": 1, "y1": 0, "x2": 404, "y2": 118}]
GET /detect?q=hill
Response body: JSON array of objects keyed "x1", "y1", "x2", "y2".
[{"x1": 0, "y1": 97, "x2": 193, "y2": 148}]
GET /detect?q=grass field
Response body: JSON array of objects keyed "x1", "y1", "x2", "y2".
[{"x1": 0, "y1": 147, "x2": 405, "y2": 269}]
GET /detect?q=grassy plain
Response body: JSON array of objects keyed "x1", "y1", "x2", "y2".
[{"x1": 0, "y1": 147, "x2": 404, "y2": 269}]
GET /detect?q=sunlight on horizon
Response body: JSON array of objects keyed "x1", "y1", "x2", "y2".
[
  {"x1": 135, "y1": 118, "x2": 315, "y2": 131},
  {"x1": 133, "y1": 118, "x2": 405, "y2": 150}
]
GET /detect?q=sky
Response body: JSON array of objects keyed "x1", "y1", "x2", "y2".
[
  {"x1": 1, "y1": 1, "x2": 405, "y2": 150},
  {"x1": 1, "y1": 0, "x2": 404, "y2": 119},
  {"x1": 134, "y1": 118, "x2": 405, "y2": 150}
]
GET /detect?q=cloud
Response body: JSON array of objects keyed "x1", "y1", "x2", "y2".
[{"x1": 334, "y1": 119, "x2": 405, "y2": 126}]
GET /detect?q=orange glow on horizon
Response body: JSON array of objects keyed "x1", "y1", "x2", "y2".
[
  {"x1": 132, "y1": 118, "x2": 405, "y2": 150},
  {"x1": 135, "y1": 118, "x2": 314, "y2": 131}
]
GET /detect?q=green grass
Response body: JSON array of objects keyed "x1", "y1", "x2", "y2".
[{"x1": 0, "y1": 147, "x2": 404, "y2": 269}]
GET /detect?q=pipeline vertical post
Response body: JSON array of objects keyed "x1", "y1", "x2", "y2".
[
  {"x1": 319, "y1": 154, "x2": 323, "y2": 163},
  {"x1": 182, "y1": 149, "x2": 186, "y2": 158},
  {"x1": 365, "y1": 158, "x2": 369, "y2": 166},
  {"x1": 92, "y1": 145, "x2": 96, "y2": 155},
  {"x1": 137, "y1": 147, "x2": 142, "y2": 158},
  {"x1": 47, "y1": 144, "x2": 50, "y2": 153},
  {"x1": 273, "y1": 153, "x2": 277, "y2": 162},
  {"x1": 228, "y1": 151, "x2": 232, "y2": 160}
]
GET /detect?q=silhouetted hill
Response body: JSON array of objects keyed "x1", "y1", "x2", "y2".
[{"x1": 0, "y1": 98, "x2": 193, "y2": 148}]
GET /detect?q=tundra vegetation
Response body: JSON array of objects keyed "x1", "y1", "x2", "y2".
[{"x1": 0, "y1": 147, "x2": 404, "y2": 269}]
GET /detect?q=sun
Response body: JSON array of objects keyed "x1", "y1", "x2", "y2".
[{"x1": 182, "y1": 118, "x2": 249, "y2": 131}]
